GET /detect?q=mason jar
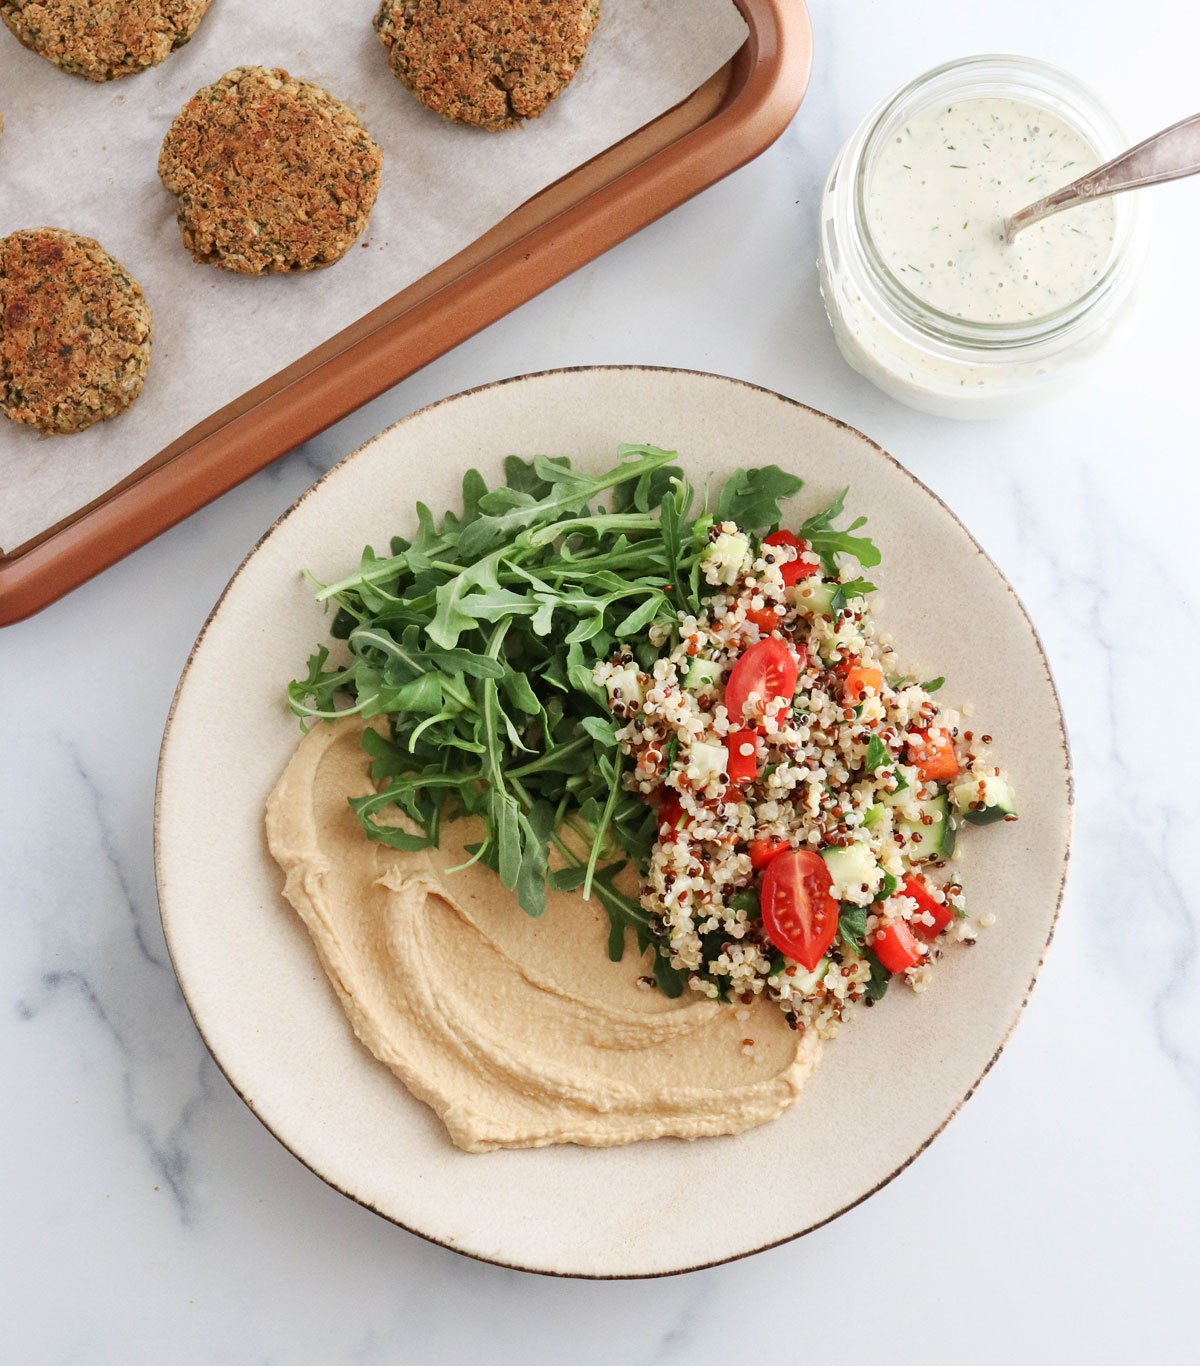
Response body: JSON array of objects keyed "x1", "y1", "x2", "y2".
[{"x1": 817, "y1": 55, "x2": 1142, "y2": 418}]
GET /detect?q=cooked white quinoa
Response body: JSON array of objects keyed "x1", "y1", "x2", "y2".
[{"x1": 595, "y1": 518, "x2": 1016, "y2": 1039}]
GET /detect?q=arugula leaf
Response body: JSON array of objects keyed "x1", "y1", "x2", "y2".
[
  {"x1": 501, "y1": 454, "x2": 561, "y2": 498},
  {"x1": 716, "y1": 465, "x2": 804, "y2": 530},
  {"x1": 800, "y1": 491, "x2": 882, "y2": 572},
  {"x1": 651, "y1": 949, "x2": 687, "y2": 998},
  {"x1": 580, "y1": 715, "x2": 617, "y2": 745},
  {"x1": 549, "y1": 866, "x2": 587, "y2": 892},
  {"x1": 832, "y1": 577, "x2": 877, "y2": 614},
  {"x1": 349, "y1": 789, "x2": 437, "y2": 852},
  {"x1": 456, "y1": 445, "x2": 676, "y2": 559},
  {"x1": 513, "y1": 799, "x2": 555, "y2": 918}
]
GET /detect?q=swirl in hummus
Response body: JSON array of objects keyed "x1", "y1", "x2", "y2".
[{"x1": 265, "y1": 719, "x2": 822, "y2": 1153}]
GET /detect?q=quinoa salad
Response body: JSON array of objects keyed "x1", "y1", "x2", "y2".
[
  {"x1": 289, "y1": 443, "x2": 1016, "y2": 1045},
  {"x1": 595, "y1": 518, "x2": 1015, "y2": 1038}
]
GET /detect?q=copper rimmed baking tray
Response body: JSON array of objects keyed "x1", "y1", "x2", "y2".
[{"x1": 0, "y1": 0, "x2": 812, "y2": 626}]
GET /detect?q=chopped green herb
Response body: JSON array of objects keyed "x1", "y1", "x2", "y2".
[
  {"x1": 865, "y1": 950, "x2": 891, "y2": 1002},
  {"x1": 864, "y1": 734, "x2": 892, "y2": 772},
  {"x1": 838, "y1": 904, "x2": 869, "y2": 954},
  {"x1": 875, "y1": 871, "x2": 899, "y2": 902}
]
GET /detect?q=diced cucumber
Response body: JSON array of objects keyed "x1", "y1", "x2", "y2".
[
  {"x1": 770, "y1": 957, "x2": 828, "y2": 996},
  {"x1": 863, "y1": 803, "x2": 884, "y2": 829},
  {"x1": 822, "y1": 842, "x2": 883, "y2": 900},
  {"x1": 702, "y1": 530, "x2": 750, "y2": 585},
  {"x1": 684, "y1": 657, "x2": 722, "y2": 691},
  {"x1": 950, "y1": 771, "x2": 1017, "y2": 825},
  {"x1": 603, "y1": 662, "x2": 644, "y2": 706},
  {"x1": 790, "y1": 578, "x2": 836, "y2": 618},
  {"x1": 899, "y1": 790, "x2": 955, "y2": 862},
  {"x1": 689, "y1": 740, "x2": 727, "y2": 785},
  {"x1": 818, "y1": 618, "x2": 862, "y2": 665}
]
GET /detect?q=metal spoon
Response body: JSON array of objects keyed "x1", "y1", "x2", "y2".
[{"x1": 1005, "y1": 110, "x2": 1200, "y2": 242}]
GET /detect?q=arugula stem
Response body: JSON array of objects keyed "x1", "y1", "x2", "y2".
[
  {"x1": 315, "y1": 555, "x2": 412, "y2": 602},
  {"x1": 525, "y1": 512, "x2": 659, "y2": 548},
  {"x1": 480, "y1": 621, "x2": 511, "y2": 794},
  {"x1": 408, "y1": 711, "x2": 453, "y2": 751},
  {"x1": 582, "y1": 751, "x2": 622, "y2": 902},
  {"x1": 507, "y1": 734, "x2": 590, "y2": 778}
]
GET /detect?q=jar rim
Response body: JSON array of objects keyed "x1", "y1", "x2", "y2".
[{"x1": 850, "y1": 53, "x2": 1138, "y2": 349}]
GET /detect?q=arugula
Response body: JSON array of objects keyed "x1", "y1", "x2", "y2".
[
  {"x1": 800, "y1": 489, "x2": 883, "y2": 575},
  {"x1": 287, "y1": 446, "x2": 879, "y2": 986},
  {"x1": 832, "y1": 576, "x2": 877, "y2": 614},
  {"x1": 717, "y1": 466, "x2": 805, "y2": 529}
]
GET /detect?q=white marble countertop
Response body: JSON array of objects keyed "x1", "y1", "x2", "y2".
[{"x1": 3, "y1": 2, "x2": 1198, "y2": 1360}]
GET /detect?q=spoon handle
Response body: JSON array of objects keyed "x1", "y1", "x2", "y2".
[{"x1": 1006, "y1": 110, "x2": 1200, "y2": 239}]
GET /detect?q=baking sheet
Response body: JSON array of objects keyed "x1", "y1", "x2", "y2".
[{"x1": 0, "y1": 0, "x2": 747, "y2": 551}]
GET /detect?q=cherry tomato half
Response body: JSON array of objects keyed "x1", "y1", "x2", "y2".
[
  {"x1": 725, "y1": 729, "x2": 758, "y2": 785},
  {"x1": 763, "y1": 530, "x2": 820, "y2": 586},
  {"x1": 906, "y1": 727, "x2": 960, "y2": 782},
  {"x1": 903, "y1": 874, "x2": 954, "y2": 939},
  {"x1": 761, "y1": 850, "x2": 839, "y2": 970},
  {"x1": 872, "y1": 920, "x2": 923, "y2": 973},
  {"x1": 724, "y1": 638, "x2": 799, "y2": 723},
  {"x1": 748, "y1": 837, "x2": 790, "y2": 870},
  {"x1": 763, "y1": 530, "x2": 802, "y2": 553}
]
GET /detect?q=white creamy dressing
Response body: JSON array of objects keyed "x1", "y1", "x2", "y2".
[{"x1": 866, "y1": 97, "x2": 1116, "y2": 324}]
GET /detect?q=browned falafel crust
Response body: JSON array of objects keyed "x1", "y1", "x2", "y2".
[
  {"x1": 0, "y1": 227, "x2": 152, "y2": 436},
  {"x1": 158, "y1": 66, "x2": 384, "y2": 276},
  {"x1": 374, "y1": 0, "x2": 600, "y2": 132},
  {"x1": 0, "y1": 0, "x2": 212, "y2": 82}
]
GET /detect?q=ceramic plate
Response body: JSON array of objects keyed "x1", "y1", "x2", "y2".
[{"x1": 155, "y1": 367, "x2": 1071, "y2": 1277}]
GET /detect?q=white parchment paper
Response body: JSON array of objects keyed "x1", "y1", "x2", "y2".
[{"x1": 0, "y1": 0, "x2": 747, "y2": 550}]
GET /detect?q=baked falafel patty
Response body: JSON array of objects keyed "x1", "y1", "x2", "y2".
[
  {"x1": 374, "y1": 0, "x2": 600, "y2": 131},
  {"x1": 158, "y1": 66, "x2": 384, "y2": 276},
  {"x1": 0, "y1": 0, "x2": 212, "y2": 82},
  {"x1": 0, "y1": 227, "x2": 152, "y2": 436}
]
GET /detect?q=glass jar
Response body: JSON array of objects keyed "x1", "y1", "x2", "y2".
[{"x1": 817, "y1": 55, "x2": 1141, "y2": 418}]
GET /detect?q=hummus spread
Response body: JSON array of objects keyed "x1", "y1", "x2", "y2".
[{"x1": 265, "y1": 719, "x2": 822, "y2": 1152}]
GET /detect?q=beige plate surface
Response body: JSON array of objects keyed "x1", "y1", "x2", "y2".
[{"x1": 155, "y1": 367, "x2": 1071, "y2": 1278}]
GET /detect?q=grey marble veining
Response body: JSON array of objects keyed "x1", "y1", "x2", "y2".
[{"x1": 3, "y1": 1, "x2": 1199, "y2": 1361}]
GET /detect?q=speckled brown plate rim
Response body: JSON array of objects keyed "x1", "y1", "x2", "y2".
[{"x1": 153, "y1": 365, "x2": 1073, "y2": 1279}]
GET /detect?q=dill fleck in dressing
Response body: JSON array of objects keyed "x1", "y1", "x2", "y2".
[{"x1": 866, "y1": 97, "x2": 1116, "y2": 323}]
